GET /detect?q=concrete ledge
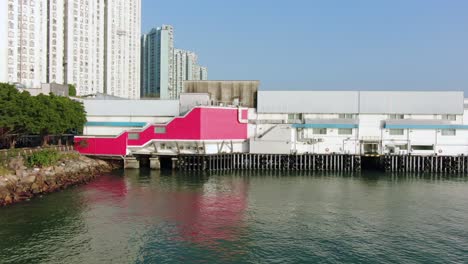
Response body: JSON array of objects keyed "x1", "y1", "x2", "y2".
[
  {"x1": 124, "y1": 157, "x2": 140, "y2": 169},
  {"x1": 150, "y1": 157, "x2": 160, "y2": 170}
]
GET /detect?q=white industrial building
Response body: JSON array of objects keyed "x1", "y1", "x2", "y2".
[
  {"x1": 76, "y1": 89, "x2": 468, "y2": 158},
  {"x1": 252, "y1": 91, "x2": 468, "y2": 156}
]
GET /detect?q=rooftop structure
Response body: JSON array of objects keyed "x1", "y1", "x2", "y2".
[
  {"x1": 258, "y1": 91, "x2": 464, "y2": 114},
  {"x1": 183, "y1": 80, "x2": 259, "y2": 108}
]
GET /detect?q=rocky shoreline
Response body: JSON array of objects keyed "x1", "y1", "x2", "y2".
[{"x1": 0, "y1": 154, "x2": 114, "y2": 207}]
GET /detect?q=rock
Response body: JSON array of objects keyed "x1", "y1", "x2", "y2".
[
  {"x1": 31, "y1": 183, "x2": 41, "y2": 194},
  {"x1": 1, "y1": 154, "x2": 113, "y2": 207},
  {"x1": 0, "y1": 185, "x2": 9, "y2": 199},
  {"x1": 15, "y1": 169, "x2": 24, "y2": 177},
  {"x1": 4, "y1": 194, "x2": 13, "y2": 204},
  {"x1": 3, "y1": 174, "x2": 18, "y2": 184},
  {"x1": 8, "y1": 157, "x2": 24, "y2": 170},
  {"x1": 55, "y1": 166, "x2": 65, "y2": 174},
  {"x1": 22, "y1": 175, "x2": 36, "y2": 184}
]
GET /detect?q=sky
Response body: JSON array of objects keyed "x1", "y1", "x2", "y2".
[{"x1": 142, "y1": 0, "x2": 468, "y2": 91}]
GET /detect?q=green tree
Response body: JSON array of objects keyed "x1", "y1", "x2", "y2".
[
  {"x1": 68, "y1": 84, "x2": 77, "y2": 97},
  {"x1": 0, "y1": 82, "x2": 87, "y2": 148}
]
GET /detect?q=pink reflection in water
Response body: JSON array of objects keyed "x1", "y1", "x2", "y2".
[
  {"x1": 83, "y1": 175, "x2": 249, "y2": 246},
  {"x1": 83, "y1": 175, "x2": 128, "y2": 203},
  {"x1": 171, "y1": 181, "x2": 249, "y2": 245}
]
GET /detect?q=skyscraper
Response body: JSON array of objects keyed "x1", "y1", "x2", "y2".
[
  {"x1": 64, "y1": 0, "x2": 105, "y2": 96},
  {"x1": 173, "y1": 49, "x2": 208, "y2": 99},
  {"x1": 104, "y1": 0, "x2": 141, "y2": 99},
  {"x1": 141, "y1": 25, "x2": 174, "y2": 99},
  {"x1": 0, "y1": 0, "x2": 141, "y2": 99},
  {"x1": 200, "y1": 66, "x2": 208, "y2": 80},
  {"x1": 141, "y1": 25, "x2": 208, "y2": 99},
  {"x1": 0, "y1": 0, "x2": 64, "y2": 88}
]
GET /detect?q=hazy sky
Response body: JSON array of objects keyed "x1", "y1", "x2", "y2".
[{"x1": 142, "y1": 0, "x2": 468, "y2": 91}]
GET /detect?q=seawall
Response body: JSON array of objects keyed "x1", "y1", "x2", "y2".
[{"x1": 0, "y1": 154, "x2": 114, "y2": 207}]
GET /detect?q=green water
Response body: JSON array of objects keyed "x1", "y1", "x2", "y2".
[{"x1": 1, "y1": 170, "x2": 468, "y2": 263}]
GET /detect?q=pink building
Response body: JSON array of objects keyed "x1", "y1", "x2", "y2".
[{"x1": 75, "y1": 106, "x2": 249, "y2": 157}]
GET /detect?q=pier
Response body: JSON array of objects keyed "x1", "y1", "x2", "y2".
[
  {"x1": 382, "y1": 154, "x2": 468, "y2": 173},
  {"x1": 175, "y1": 153, "x2": 361, "y2": 172},
  {"x1": 122, "y1": 153, "x2": 468, "y2": 174}
]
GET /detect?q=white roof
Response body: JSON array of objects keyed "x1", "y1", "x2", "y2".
[
  {"x1": 359, "y1": 91, "x2": 464, "y2": 114},
  {"x1": 84, "y1": 100, "x2": 180, "y2": 117},
  {"x1": 258, "y1": 91, "x2": 359, "y2": 114},
  {"x1": 258, "y1": 91, "x2": 464, "y2": 114}
]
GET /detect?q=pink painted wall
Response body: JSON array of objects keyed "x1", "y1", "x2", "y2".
[
  {"x1": 75, "y1": 134, "x2": 127, "y2": 156},
  {"x1": 241, "y1": 109, "x2": 248, "y2": 120},
  {"x1": 127, "y1": 108, "x2": 247, "y2": 146},
  {"x1": 74, "y1": 107, "x2": 248, "y2": 156},
  {"x1": 200, "y1": 108, "x2": 248, "y2": 139}
]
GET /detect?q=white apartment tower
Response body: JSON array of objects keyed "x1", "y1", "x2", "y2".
[
  {"x1": 105, "y1": 0, "x2": 141, "y2": 99},
  {"x1": 200, "y1": 66, "x2": 208, "y2": 80},
  {"x1": 172, "y1": 49, "x2": 208, "y2": 99},
  {"x1": 0, "y1": 0, "x2": 141, "y2": 99},
  {"x1": 141, "y1": 25, "x2": 174, "y2": 99},
  {"x1": 46, "y1": 0, "x2": 65, "y2": 85},
  {"x1": 64, "y1": 0, "x2": 105, "y2": 96},
  {"x1": 0, "y1": 0, "x2": 49, "y2": 87}
]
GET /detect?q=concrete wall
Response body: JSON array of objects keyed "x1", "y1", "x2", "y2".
[
  {"x1": 183, "y1": 80, "x2": 259, "y2": 108},
  {"x1": 179, "y1": 93, "x2": 210, "y2": 114}
]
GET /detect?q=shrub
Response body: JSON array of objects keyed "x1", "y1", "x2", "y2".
[
  {"x1": 25, "y1": 149, "x2": 60, "y2": 168},
  {"x1": 60, "y1": 152, "x2": 80, "y2": 160}
]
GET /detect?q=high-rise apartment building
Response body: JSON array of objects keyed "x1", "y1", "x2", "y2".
[
  {"x1": 64, "y1": 0, "x2": 105, "y2": 96},
  {"x1": 141, "y1": 25, "x2": 174, "y2": 99},
  {"x1": 0, "y1": 0, "x2": 141, "y2": 99},
  {"x1": 141, "y1": 25, "x2": 208, "y2": 99},
  {"x1": 0, "y1": 0, "x2": 63, "y2": 88},
  {"x1": 200, "y1": 66, "x2": 208, "y2": 80},
  {"x1": 173, "y1": 49, "x2": 208, "y2": 99},
  {"x1": 105, "y1": 0, "x2": 141, "y2": 99}
]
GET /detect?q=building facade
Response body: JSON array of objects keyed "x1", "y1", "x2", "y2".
[
  {"x1": 0, "y1": 0, "x2": 141, "y2": 99},
  {"x1": 141, "y1": 25, "x2": 174, "y2": 99},
  {"x1": 141, "y1": 25, "x2": 208, "y2": 99},
  {"x1": 253, "y1": 91, "x2": 468, "y2": 156},
  {"x1": 64, "y1": 0, "x2": 105, "y2": 96},
  {"x1": 0, "y1": 0, "x2": 57, "y2": 88},
  {"x1": 173, "y1": 49, "x2": 208, "y2": 99},
  {"x1": 74, "y1": 90, "x2": 468, "y2": 159},
  {"x1": 104, "y1": 0, "x2": 141, "y2": 99},
  {"x1": 200, "y1": 66, "x2": 208, "y2": 80}
]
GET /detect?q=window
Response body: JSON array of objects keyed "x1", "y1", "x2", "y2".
[
  {"x1": 128, "y1": 133, "x2": 139, "y2": 140},
  {"x1": 154, "y1": 127, "x2": 166, "y2": 134},
  {"x1": 312, "y1": 128, "x2": 327, "y2": 135},
  {"x1": 288, "y1": 113, "x2": 302, "y2": 121},
  {"x1": 338, "y1": 114, "x2": 354, "y2": 119},
  {"x1": 338, "y1": 128, "x2": 352, "y2": 135},
  {"x1": 441, "y1": 129, "x2": 456, "y2": 136},
  {"x1": 388, "y1": 114, "x2": 404, "y2": 119},
  {"x1": 389, "y1": 129, "x2": 404, "y2": 135},
  {"x1": 441, "y1": 115, "x2": 456, "y2": 121},
  {"x1": 412, "y1": 145, "x2": 434, "y2": 151}
]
